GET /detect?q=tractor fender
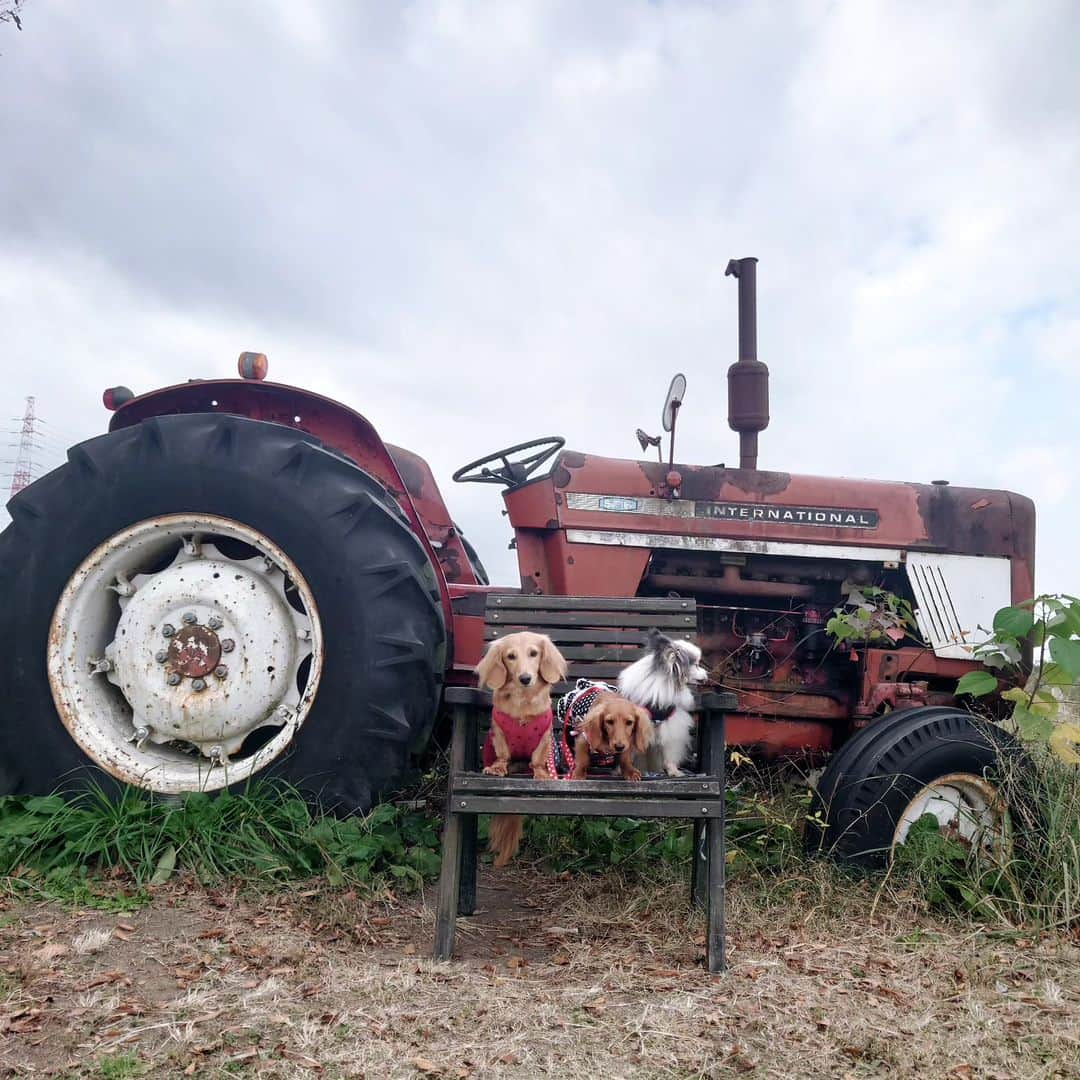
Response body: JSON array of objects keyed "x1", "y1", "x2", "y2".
[{"x1": 108, "y1": 378, "x2": 454, "y2": 634}]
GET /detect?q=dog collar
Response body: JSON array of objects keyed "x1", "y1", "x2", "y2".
[{"x1": 648, "y1": 704, "x2": 677, "y2": 725}]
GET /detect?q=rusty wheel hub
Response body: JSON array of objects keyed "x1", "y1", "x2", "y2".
[{"x1": 167, "y1": 624, "x2": 222, "y2": 679}]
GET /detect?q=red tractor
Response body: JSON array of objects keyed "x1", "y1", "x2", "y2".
[{"x1": 0, "y1": 259, "x2": 1032, "y2": 862}]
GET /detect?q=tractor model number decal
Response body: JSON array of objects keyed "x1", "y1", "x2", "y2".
[{"x1": 695, "y1": 502, "x2": 879, "y2": 528}]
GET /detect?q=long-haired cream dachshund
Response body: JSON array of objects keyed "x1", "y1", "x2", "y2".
[{"x1": 475, "y1": 631, "x2": 567, "y2": 866}]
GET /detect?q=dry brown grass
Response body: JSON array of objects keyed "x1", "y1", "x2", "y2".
[{"x1": 1, "y1": 863, "x2": 1077, "y2": 1079}]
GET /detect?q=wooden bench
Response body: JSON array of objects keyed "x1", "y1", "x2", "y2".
[{"x1": 433, "y1": 594, "x2": 737, "y2": 972}]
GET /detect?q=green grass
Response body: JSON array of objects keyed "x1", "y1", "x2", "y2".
[
  {"x1": 892, "y1": 749, "x2": 1080, "y2": 930},
  {"x1": 0, "y1": 780, "x2": 442, "y2": 899},
  {"x1": 94, "y1": 1053, "x2": 145, "y2": 1080},
  {"x1": 522, "y1": 761, "x2": 810, "y2": 878},
  {"x1": 2, "y1": 751, "x2": 1075, "y2": 934}
]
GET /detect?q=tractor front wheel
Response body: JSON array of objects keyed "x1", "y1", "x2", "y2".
[
  {"x1": 0, "y1": 413, "x2": 445, "y2": 812},
  {"x1": 807, "y1": 706, "x2": 1019, "y2": 867}
]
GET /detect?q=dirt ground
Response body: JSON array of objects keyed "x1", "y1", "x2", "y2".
[{"x1": 1, "y1": 866, "x2": 1077, "y2": 1080}]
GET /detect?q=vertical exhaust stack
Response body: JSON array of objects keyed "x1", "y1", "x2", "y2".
[{"x1": 725, "y1": 257, "x2": 770, "y2": 470}]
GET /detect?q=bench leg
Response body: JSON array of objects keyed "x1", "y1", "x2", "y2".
[
  {"x1": 702, "y1": 711, "x2": 726, "y2": 973},
  {"x1": 458, "y1": 813, "x2": 478, "y2": 915},
  {"x1": 690, "y1": 818, "x2": 706, "y2": 910},
  {"x1": 435, "y1": 702, "x2": 471, "y2": 960},
  {"x1": 705, "y1": 813, "x2": 725, "y2": 973},
  {"x1": 434, "y1": 809, "x2": 463, "y2": 960}
]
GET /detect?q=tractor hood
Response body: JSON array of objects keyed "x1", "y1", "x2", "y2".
[{"x1": 501, "y1": 450, "x2": 1035, "y2": 603}]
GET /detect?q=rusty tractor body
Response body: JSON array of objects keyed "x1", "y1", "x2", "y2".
[
  {"x1": 108, "y1": 362, "x2": 1034, "y2": 761},
  {"x1": 0, "y1": 259, "x2": 1033, "y2": 861}
]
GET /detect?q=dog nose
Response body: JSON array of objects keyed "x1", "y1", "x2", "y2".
[
  {"x1": 518, "y1": 673, "x2": 532, "y2": 685},
  {"x1": 613, "y1": 742, "x2": 627, "y2": 752}
]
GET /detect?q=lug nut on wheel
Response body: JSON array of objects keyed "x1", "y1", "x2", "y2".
[
  {"x1": 155, "y1": 650, "x2": 168, "y2": 663},
  {"x1": 221, "y1": 638, "x2": 235, "y2": 653},
  {"x1": 182, "y1": 611, "x2": 197, "y2": 625},
  {"x1": 207, "y1": 615, "x2": 223, "y2": 630},
  {"x1": 191, "y1": 678, "x2": 207, "y2": 691},
  {"x1": 214, "y1": 665, "x2": 228, "y2": 679},
  {"x1": 167, "y1": 672, "x2": 181, "y2": 686},
  {"x1": 162, "y1": 624, "x2": 176, "y2": 638}
]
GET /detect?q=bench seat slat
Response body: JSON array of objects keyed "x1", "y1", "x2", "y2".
[
  {"x1": 453, "y1": 795, "x2": 722, "y2": 818},
  {"x1": 453, "y1": 774, "x2": 721, "y2": 797}
]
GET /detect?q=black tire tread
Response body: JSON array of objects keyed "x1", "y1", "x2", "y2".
[
  {"x1": 808, "y1": 706, "x2": 1019, "y2": 866},
  {"x1": 0, "y1": 413, "x2": 446, "y2": 811}
]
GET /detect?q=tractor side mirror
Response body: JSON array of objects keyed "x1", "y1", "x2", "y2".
[{"x1": 662, "y1": 373, "x2": 686, "y2": 432}]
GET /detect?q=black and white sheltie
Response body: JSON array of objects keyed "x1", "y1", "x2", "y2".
[{"x1": 617, "y1": 628, "x2": 709, "y2": 776}]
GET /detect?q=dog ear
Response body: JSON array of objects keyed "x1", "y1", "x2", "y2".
[
  {"x1": 476, "y1": 640, "x2": 509, "y2": 690},
  {"x1": 632, "y1": 706, "x2": 653, "y2": 752},
  {"x1": 581, "y1": 701, "x2": 608, "y2": 752},
  {"x1": 538, "y1": 636, "x2": 567, "y2": 686}
]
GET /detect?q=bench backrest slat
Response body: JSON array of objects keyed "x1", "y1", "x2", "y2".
[{"x1": 483, "y1": 593, "x2": 697, "y2": 697}]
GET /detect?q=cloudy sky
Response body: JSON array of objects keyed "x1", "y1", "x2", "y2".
[{"x1": 1, "y1": 0, "x2": 1077, "y2": 595}]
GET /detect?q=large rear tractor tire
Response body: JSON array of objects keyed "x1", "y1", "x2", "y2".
[
  {"x1": 0, "y1": 413, "x2": 445, "y2": 813},
  {"x1": 807, "y1": 706, "x2": 1020, "y2": 867}
]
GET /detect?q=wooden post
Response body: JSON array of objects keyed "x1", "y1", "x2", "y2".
[
  {"x1": 704, "y1": 712, "x2": 726, "y2": 973},
  {"x1": 690, "y1": 818, "x2": 706, "y2": 909},
  {"x1": 434, "y1": 704, "x2": 469, "y2": 960},
  {"x1": 458, "y1": 710, "x2": 479, "y2": 915}
]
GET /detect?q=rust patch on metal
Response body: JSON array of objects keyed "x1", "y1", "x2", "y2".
[
  {"x1": 168, "y1": 625, "x2": 222, "y2": 678},
  {"x1": 914, "y1": 483, "x2": 1022, "y2": 558},
  {"x1": 560, "y1": 451, "x2": 586, "y2": 469},
  {"x1": 637, "y1": 461, "x2": 791, "y2": 499},
  {"x1": 552, "y1": 467, "x2": 572, "y2": 488}
]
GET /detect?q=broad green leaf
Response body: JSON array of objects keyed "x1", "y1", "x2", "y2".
[
  {"x1": 1049, "y1": 723, "x2": 1080, "y2": 765},
  {"x1": 956, "y1": 670, "x2": 998, "y2": 697},
  {"x1": 1038, "y1": 663, "x2": 1067, "y2": 687},
  {"x1": 1014, "y1": 707, "x2": 1055, "y2": 744},
  {"x1": 149, "y1": 844, "x2": 177, "y2": 886},
  {"x1": 999, "y1": 687, "x2": 1028, "y2": 704},
  {"x1": 1048, "y1": 636, "x2": 1080, "y2": 679},
  {"x1": 994, "y1": 606, "x2": 1035, "y2": 638},
  {"x1": 1028, "y1": 698, "x2": 1059, "y2": 719}
]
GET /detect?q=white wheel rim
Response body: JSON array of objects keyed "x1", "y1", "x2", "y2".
[
  {"x1": 892, "y1": 772, "x2": 1007, "y2": 852},
  {"x1": 47, "y1": 514, "x2": 324, "y2": 793}
]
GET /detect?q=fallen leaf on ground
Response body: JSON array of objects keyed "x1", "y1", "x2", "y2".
[
  {"x1": 276, "y1": 1046, "x2": 324, "y2": 1071},
  {"x1": 411, "y1": 1056, "x2": 442, "y2": 1075}
]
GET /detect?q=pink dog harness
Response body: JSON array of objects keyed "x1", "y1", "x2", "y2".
[{"x1": 482, "y1": 707, "x2": 553, "y2": 768}]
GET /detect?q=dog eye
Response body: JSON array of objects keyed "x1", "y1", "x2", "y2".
[
  {"x1": 528, "y1": 649, "x2": 538, "y2": 657},
  {"x1": 506, "y1": 652, "x2": 517, "y2": 660}
]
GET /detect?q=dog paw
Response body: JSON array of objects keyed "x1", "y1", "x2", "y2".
[
  {"x1": 483, "y1": 762, "x2": 508, "y2": 777},
  {"x1": 664, "y1": 764, "x2": 684, "y2": 777},
  {"x1": 623, "y1": 768, "x2": 643, "y2": 782}
]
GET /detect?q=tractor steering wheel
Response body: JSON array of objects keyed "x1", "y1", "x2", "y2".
[{"x1": 452, "y1": 437, "x2": 566, "y2": 487}]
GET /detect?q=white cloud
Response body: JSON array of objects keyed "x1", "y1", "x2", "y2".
[{"x1": 1, "y1": 0, "x2": 1077, "y2": 596}]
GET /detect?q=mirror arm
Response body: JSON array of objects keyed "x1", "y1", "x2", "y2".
[{"x1": 667, "y1": 399, "x2": 681, "y2": 472}]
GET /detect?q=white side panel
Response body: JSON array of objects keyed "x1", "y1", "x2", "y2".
[{"x1": 905, "y1": 553, "x2": 1011, "y2": 659}]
